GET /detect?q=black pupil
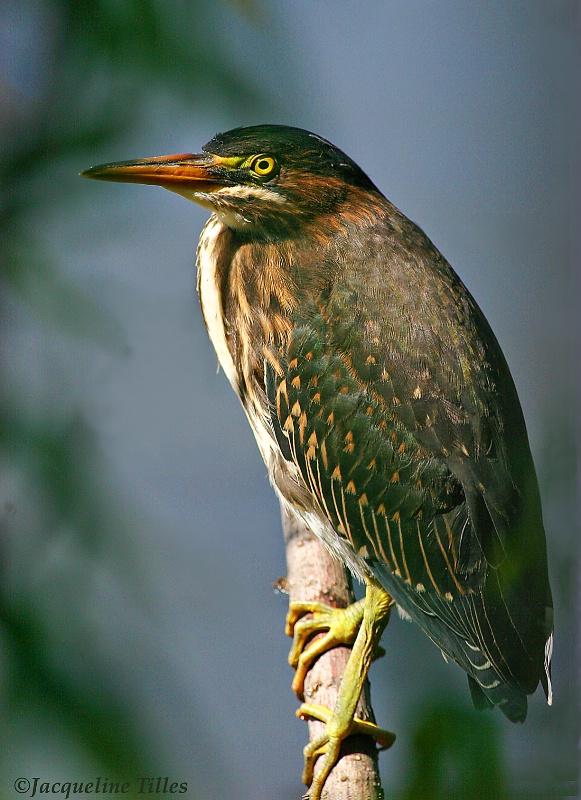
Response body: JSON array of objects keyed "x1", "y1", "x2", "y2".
[{"x1": 257, "y1": 159, "x2": 270, "y2": 172}]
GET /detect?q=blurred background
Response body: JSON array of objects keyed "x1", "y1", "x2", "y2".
[{"x1": 0, "y1": 1, "x2": 578, "y2": 798}]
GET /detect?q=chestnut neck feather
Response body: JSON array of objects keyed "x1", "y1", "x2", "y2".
[{"x1": 200, "y1": 185, "x2": 389, "y2": 402}]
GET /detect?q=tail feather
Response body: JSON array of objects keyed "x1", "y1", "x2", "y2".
[
  {"x1": 541, "y1": 632, "x2": 554, "y2": 706},
  {"x1": 467, "y1": 670, "x2": 527, "y2": 723},
  {"x1": 372, "y1": 562, "x2": 540, "y2": 723}
]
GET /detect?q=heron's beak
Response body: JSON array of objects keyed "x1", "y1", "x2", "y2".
[{"x1": 80, "y1": 153, "x2": 235, "y2": 196}]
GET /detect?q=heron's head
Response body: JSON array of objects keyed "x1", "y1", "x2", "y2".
[{"x1": 81, "y1": 124, "x2": 381, "y2": 237}]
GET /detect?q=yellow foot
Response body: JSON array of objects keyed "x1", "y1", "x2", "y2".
[
  {"x1": 289, "y1": 580, "x2": 394, "y2": 799},
  {"x1": 297, "y1": 702, "x2": 396, "y2": 800},
  {"x1": 286, "y1": 599, "x2": 385, "y2": 698}
]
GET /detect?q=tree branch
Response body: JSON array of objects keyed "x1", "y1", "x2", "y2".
[{"x1": 281, "y1": 505, "x2": 385, "y2": 799}]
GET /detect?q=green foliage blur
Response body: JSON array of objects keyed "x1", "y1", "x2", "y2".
[
  {"x1": 400, "y1": 702, "x2": 504, "y2": 800},
  {"x1": 0, "y1": 0, "x2": 259, "y2": 792}
]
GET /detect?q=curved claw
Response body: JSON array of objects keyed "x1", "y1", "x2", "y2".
[
  {"x1": 286, "y1": 599, "x2": 366, "y2": 698},
  {"x1": 286, "y1": 601, "x2": 340, "y2": 637},
  {"x1": 297, "y1": 702, "x2": 396, "y2": 799}
]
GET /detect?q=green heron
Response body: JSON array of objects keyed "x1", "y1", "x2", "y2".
[{"x1": 82, "y1": 125, "x2": 553, "y2": 799}]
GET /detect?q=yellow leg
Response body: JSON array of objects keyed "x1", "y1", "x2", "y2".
[{"x1": 288, "y1": 579, "x2": 395, "y2": 800}]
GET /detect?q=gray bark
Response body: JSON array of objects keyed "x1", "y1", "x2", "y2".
[{"x1": 281, "y1": 506, "x2": 385, "y2": 800}]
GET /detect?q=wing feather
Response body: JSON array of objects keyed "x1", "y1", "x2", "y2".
[{"x1": 262, "y1": 240, "x2": 551, "y2": 719}]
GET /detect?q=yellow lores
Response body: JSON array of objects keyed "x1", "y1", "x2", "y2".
[{"x1": 82, "y1": 124, "x2": 553, "y2": 800}]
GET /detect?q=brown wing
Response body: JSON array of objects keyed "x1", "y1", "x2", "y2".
[{"x1": 264, "y1": 228, "x2": 551, "y2": 719}]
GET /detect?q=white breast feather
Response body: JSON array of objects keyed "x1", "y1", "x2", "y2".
[{"x1": 196, "y1": 216, "x2": 239, "y2": 391}]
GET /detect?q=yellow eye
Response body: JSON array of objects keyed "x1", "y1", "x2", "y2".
[{"x1": 250, "y1": 155, "x2": 277, "y2": 177}]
